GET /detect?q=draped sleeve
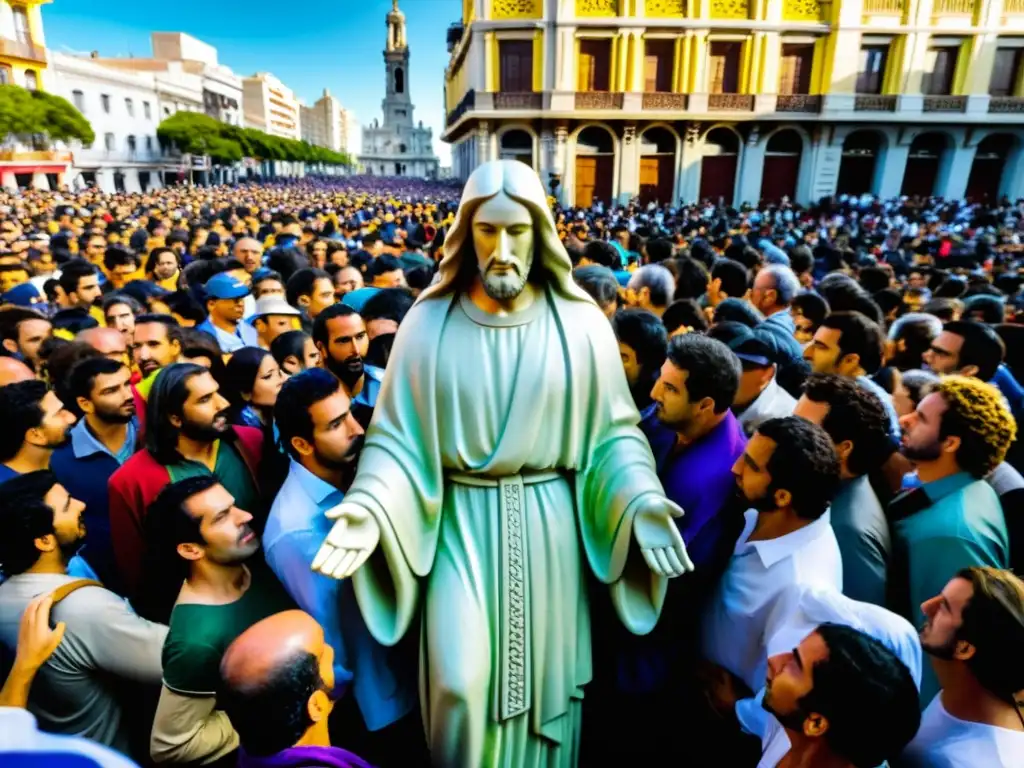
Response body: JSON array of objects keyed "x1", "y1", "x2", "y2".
[
  {"x1": 346, "y1": 297, "x2": 453, "y2": 647},
  {"x1": 559, "y1": 297, "x2": 671, "y2": 636}
]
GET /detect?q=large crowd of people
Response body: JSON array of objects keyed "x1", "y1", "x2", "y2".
[{"x1": 0, "y1": 171, "x2": 1022, "y2": 768}]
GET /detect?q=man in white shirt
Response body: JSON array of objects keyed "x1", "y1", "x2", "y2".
[
  {"x1": 900, "y1": 567, "x2": 1024, "y2": 767},
  {"x1": 700, "y1": 416, "x2": 843, "y2": 699},
  {"x1": 758, "y1": 623, "x2": 920, "y2": 768}
]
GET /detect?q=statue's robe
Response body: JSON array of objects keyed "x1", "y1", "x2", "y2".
[{"x1": 346, "y1": 286, "x2": 670, "y2": 768}]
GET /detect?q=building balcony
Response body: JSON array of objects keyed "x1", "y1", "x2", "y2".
[
  {"x1": 0, "y1": 150, "x2": 73, "y2": 163},
  {"x1": 862, "y1": 0, "x2": 907, "y2": 19},
  {"x1": 922, "y1": 95, "x2": 968, "y2": 113},
  {"x1": 854, "y1": 94, "x2": 898, "y2": 111},
  {"x1": 642, "y1": 92, "x2": 688, "y2": 110},
  {"x1": 494, "y1": 92, "x2": 543, "y2": 109},
  {"x1": 775, "y1": 94, "x2": 822, "y2": 113},
  {"x1": 931, "y1": 0, "x2": 976, "y2": 17},
  {"x1": 708, "y1": 93, "x2": 754, "y2": 111},
  {"x1": 0, "y1": 38, "x2": 47, "y2": 65},
  {"x1": 575, "y1": 91, "x2": 624, "y2": 109},
  {"x1": 989, "y1": 96, "x2": 1024, "y2": 113},
  {"x1": 446, "y1": 89, "x2": 475, "y2": 127}
]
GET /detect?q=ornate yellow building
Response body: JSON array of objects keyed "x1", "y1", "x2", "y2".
[
  {"x1": 0, "y1": 0, "x2": 74, "y2": 189},
  {"x1": 443, "y1": 0, "x2": 1024, "y2": 205}
]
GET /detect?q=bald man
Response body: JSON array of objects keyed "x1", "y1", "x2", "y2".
[
  {"x1": 220, "y1": 611, "x2": 372, "y2": 768},
  {"x1": 0, "y1": 356, "x2": 35, "y2": 386},
  {"x1": 77, "y1": 327, "x2": 128, "y2": 366}
]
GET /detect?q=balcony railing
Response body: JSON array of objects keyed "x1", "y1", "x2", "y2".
[
  {"x1": 574, "y1": 91, "x2": 624, "y2": 109},
  {"x1": 494, "y1": 92, "x2": 543, "y2": 109},
  {"x1": 932, "y1": 0, "x2": 975, "y2": 13},
  {"x1": 642, "y1": 92, "x2": 688, "y2": 110},
  {"x1": 446, "y1": 89, "x2": 476, "y2": 127},
  {"x1": 989, "y1": 96, "x2": 1024, "y2": 113},
  {"x1": 1005, "y1": 0, "x2": 1024, "y2": 12},
  {"x1": 854, "y1": 94, "x2": 898, "y2": 111},
  {"x1": 862, "y1": 0, "x2": 906, "y2": 12},
  {"x1": 0, "y1": 38, "x2": 47, "y2": 64},
  {"x1": 708, "y1": 93, "x2": 755, "y2": 111},
  {"x1": 0, "y1": 150, "x2": 73, "y2": 163},
  {"x1": 923, "y1": 95, "x2": 968, "y2": 112},
  {"x1": 776, "y1": 94, "x2": 822, "y2": 112}
]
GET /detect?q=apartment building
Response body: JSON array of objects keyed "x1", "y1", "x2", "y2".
[
  {"x1": 243, "y1": 72, "x2": 302, "y2": 140},
  {"x1": 443, "y1": 0, "x2": 1024, "y2": 205}
]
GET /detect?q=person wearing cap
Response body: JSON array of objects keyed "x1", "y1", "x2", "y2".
[
  {"x1": 901, "y1": 567, "x2": 1024, "y2": 766},
  {"x1": 249, "y1": 296, "x2": 302, "y2": 350},
  {"x1": 197, "y1": 273, "x2": 260, "y2": 354},
  {"x1": 708, "y1": 322, "x2": 796, "y2": 437}
]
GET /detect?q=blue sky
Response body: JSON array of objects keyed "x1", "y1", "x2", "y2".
[{"x1": 42, "y1": 0, "x2": 459, "y2": 164}]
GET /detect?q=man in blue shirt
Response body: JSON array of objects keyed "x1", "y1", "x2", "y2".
[
  {"x1": 265, "y1": 369, "x2": 420, "y2": 764},
  {"x1": 196, "y1": 272, "x2": 260, "y2": 353},
  {"x1": 51, "y1": 358, "x2": 139, "y2": 593}
]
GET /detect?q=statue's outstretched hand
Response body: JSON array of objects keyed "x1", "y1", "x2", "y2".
[
  {"x1": 633, "y1": 496, "x2": 694, "y2": 578},
  {"x1": 311, "y1": 502, "x2": 381, "y2": 580}
]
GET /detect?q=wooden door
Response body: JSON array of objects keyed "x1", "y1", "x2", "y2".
[
  {"x1": 966, "y1": 158, "x2": 1002, "y2": 201},
  {"x1": 639, "y1": 156, "x2": 660, "y2": 205},
  {"x1": 836, "y1": 154, "x2": 876, "y2": 196},
  {"x1": 699, "y1": 155, "x2": 737, "y2": 204},
  {"x1": 901, "y1": 157, "x2": 939, "y2": 198},
  {"x1": 575, "y1": 156, "x2": 598, "y2": 207},
  {"x1": 761, "y1": 155, "x2": 800, "y2": 202}
]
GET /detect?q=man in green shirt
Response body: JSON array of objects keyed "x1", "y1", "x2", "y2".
[
  {"x1": 146, "y1": 476, "x2": 294, "y2": 765},
  {"x1": 891, "y1": 375, "x2": 1016, "y2": 703}
]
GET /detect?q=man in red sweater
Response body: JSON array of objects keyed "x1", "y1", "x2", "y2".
[{"x1": 108, "y1": 363, "x2": 263, "y2": 603}]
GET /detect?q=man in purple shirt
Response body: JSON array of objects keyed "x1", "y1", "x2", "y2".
[{"x1": 643, "y1": 333, "x2": 748, "y2": 568}]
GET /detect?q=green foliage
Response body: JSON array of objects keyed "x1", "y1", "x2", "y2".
[
  {"x1": 0, "y1": 85, "x2": 94, "y2": 146},
  {"x1": 157, "y1": 112, "x2": 352, "y2": 167}
]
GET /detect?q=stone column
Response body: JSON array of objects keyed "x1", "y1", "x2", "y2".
[
  {"x1": 1, "y1": 171, "x2": 16, "y2": 191},
  {"x1": 679, "y1": 123, "x2": 703, "y2": 204},
  {"x1": 937, "y1": 143, "x2": 976, "y2": 200},
  {"x1": 554, "y1": 124, "x2": 569, "y2": 205},
  {"x1": 735, "y1": 125, "x2": 766, "y2": 205},
  {"x1": 876, "y1": 142, "x2": 911, "y2": 198},
  {"x1": 477, "y1": 121, "x2": 492, "y2": 167}
]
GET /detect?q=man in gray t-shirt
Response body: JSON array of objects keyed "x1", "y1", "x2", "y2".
[{"x1": 0, "y1": 471, "x2": 166, "y2": 755}]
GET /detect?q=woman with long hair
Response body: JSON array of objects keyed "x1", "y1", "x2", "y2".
[{"x1": 220, "y1": 347, "x2": 287, "y2": 429}]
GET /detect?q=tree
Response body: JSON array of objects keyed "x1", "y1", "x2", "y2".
[
  {"x1": 0, "y1": 85, "x2": 94, "y2": 147},
  {"x1": 155, "y1": 110, "x2": 353, "y2": 168}
]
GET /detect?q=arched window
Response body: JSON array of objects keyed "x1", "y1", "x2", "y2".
[
  {"x1": 24, "y1": 70, "x2": 37, "y2": 91},
  {"x1": 395, "y1": 67, "x2": 405, "y2": 94}
]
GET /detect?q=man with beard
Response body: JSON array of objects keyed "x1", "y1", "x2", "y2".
[
  {"x1": 266, "y1": 370, "x2": 421, "y2": 765},
  {"x1": 890, "y1": 375, "x2": 1014, "y2": 702},
  {"x1": 756, "y1": 623, "x2": 920, "y2": 768},
  {"x1": 146, "y1": 476, "x2": 294, "y2": 765},
  {"x1": 901, "y1": 567, "x2": 1024, "y2": 766},
  {"x1": 108, "y1": 363, "x2": 264, "y2": 602},
  {"x1": 0, "y1": 379, "x2": 76, "y2": 483},
  {"x1": 197, "y1": 273, "x2": 259, "y2": 354},
  {"x1": 312, "y1": 303, "x2": 382, "y2": 430},
  {"x1": 51, "y1": 358, "x2": 139, "y2": 594},
  {"x1": 131, "y1": 315, "x2": 184, "y2": 431},
  {"x1": 0, "y1": 471, "x2": 167, "y2": 753},
  {"x1": 0, "y1": 306, "x2": 52, "y2": 372},
  {"x1": 699, "y1": 417, "x2": 842, "y2": 723}
]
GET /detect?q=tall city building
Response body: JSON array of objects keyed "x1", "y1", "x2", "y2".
[
  {"x1": 360, "y1": 0, "x2": 440, "y2": 178},
  {"x1": 301, "y1": 88, "x2": 354, "y2": 154},
  {"x1": 243, "y1": 72, "x2": 302, "y2": 140},
  {"x1": 0, "y1": 0, "x2": 75, "y2": 189},
  {"x1": 443, "y1": 0, "x2": 1024, "y2": 205},
  {"x1": 150, "y1": 33, "x2": 243, "y2": 127}
]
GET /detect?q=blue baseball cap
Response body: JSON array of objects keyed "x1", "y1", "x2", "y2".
[
  {"x1": 341, "y1": 287, "x2": 381, "y2": 314},
  {"x1": 205, "y1": 272, "x2": 250, "y2": 300}
]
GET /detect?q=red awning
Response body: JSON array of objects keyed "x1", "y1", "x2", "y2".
[{"x1": 0, "y1": 165, "x2": 68, "y2": 174}]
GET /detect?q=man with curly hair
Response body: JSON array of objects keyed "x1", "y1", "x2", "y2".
[{"x1": 891, "y1": 375, "x2": 1015, "y2": 703}]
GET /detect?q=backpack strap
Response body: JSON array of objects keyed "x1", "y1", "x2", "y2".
[{"x1": 49, "y1": 579, "x2": 104, "y2": 605}]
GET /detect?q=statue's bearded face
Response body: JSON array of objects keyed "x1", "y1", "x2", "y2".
[{"x1": 471, "y1": 191, "x2": 535, "y2": 301}]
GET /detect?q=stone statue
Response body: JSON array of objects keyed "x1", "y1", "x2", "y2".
[{"x1": 312, "y1": 160, "x2": 693, "y2": 768}]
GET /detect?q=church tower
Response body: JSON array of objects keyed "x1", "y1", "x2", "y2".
[{"x1": 382, "y1": 0, "x2": 412, "y2": 130}]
